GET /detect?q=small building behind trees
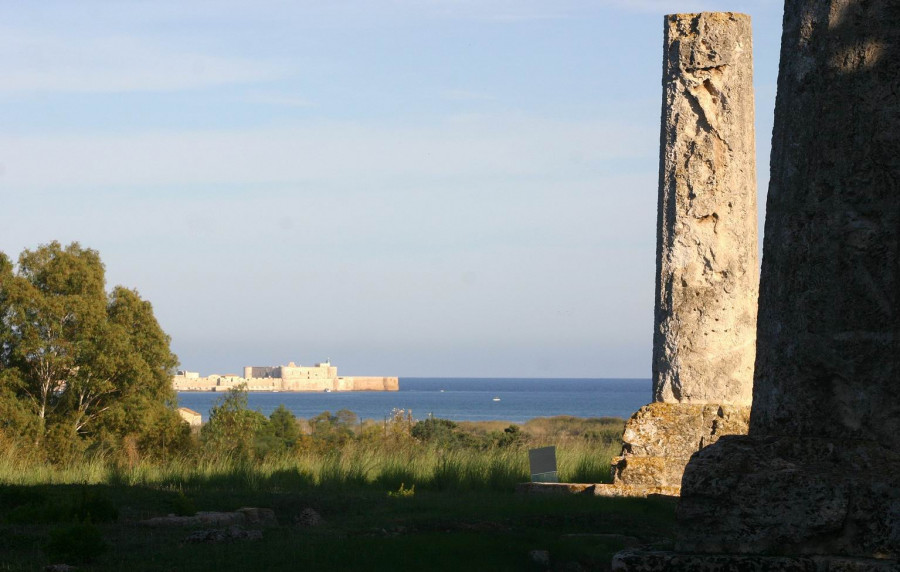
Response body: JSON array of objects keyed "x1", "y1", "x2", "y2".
[{"x1": 178, "y1": 407, "x2": 203, "y2": 429}]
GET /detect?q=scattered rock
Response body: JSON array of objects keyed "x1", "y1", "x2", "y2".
[
  {"x1": 142, "y1": 508, "x2": 277, "y2": 528},
  {"x1": 236, "y1": 507, "x2": 277, "y2": 526},
  {"x1": 561, "y1": 533, "x2": 641, "y2": 548},
  {"x1": 529, "y1": 549, "x2": 550, "y2": 567},
  {"x1": 457, "y1": 521, "x2": 510, "y2": 533},
  {"x1": 184, "y1": 525, "x2": 263, "y2": 544},
  {"x1": 293, "y1": 507, "x2": 323, "y2": 527}
]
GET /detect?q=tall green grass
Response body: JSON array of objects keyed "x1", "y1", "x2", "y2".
[{"x1": 0, "y1": 437, "x2": 621, "y2": 493}]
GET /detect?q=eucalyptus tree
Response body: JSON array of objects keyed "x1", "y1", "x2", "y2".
[{"x1": 0, "y1": 242, "x2": 182, "y2": 456}]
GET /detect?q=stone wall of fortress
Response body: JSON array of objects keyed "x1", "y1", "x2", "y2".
[{"x1": 172, "y1": 362, "x2": 398, "y2": 392}]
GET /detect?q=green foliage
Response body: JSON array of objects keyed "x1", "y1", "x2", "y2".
[
  {"x1": 567, "y1": 453, "x2": 613, "y2": 484},
  {"x1": 0, "y1": 483, "x2": 676, "y2": 572},
  {"x1": 249, "y1": 404, "x2": 301, "y2": 457},
  {"x1": 72, "y1": 487, "x2": 118, "y2": 523},
  {"x1": 387, "y1": 482, "x2": 415, "y2": 498},
  {"x1": 411, "y1": 417, "x2": 457, "y2": 441},
  {"x1": 4, "y1": 489, "x2": 70, "y2": 524},
  {"x1": 308, "y1": 409, "x2": 358, "y2": 445},
  {"x1": 0, "y1": 242, "x2": 182, "y2": 462},
  {"x1": 169, "y1": 489, "x2": 197, "y2": 516},
  {"x1": 269, "y1": 404, "x2": 300, "y2": 446},
  {"x1": 44, "y1": 422, "x2": 88, "y2": 466},
  {"x1": 45, "y1": 521, "x2": 107, "y2": 564},
  {"x1": 412, "y1": 418, "x2": 526, "y2": 450},
  {"x1": 494, "y1": 424, "x2": 525, "y2": 448},
  {"x1": 2, "y1": 485, "x2": 116, "y2": 525},
  {"x1": 521, "y1": 416, "x2": 625, "y2": 444},
  {"x1": 201, "y1": 385, "x2": 268, "y2": 459},
  {"x1": 0, "y1": 413, "x2": 623, "y2": 495},
  {"x1": 0, "y1": 485, "x2": 46, "y2": 510}
]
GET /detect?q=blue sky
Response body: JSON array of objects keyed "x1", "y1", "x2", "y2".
[{"x1": 1, "y1": 0, "x2": 784, "y2": 377}]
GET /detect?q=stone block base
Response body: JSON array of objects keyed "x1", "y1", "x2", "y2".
[
  {"x1": 612, "y1": 550, "x2": 900, "y2": 571},
  {"x1": 515, "y1": 482, "x2": 597, "y2": 495},
  {"x1": 611, "y1": 455, "x2": 689, "y2": 488},
  {"x1": 676, "y1": 435, "x2": 900, "y2": 558},
  {"x1": 612, "y1": 402, "x2": 750, "y2": 487},
  {"x1": 622, "y1": 402, "x2": 751, "y2": 458},
  {"x1": 592, "y1": 484, "x2": 680, "y2": 498},
  {"x1": 514, "y1": 482, "x2": 680, "y2": 498}
]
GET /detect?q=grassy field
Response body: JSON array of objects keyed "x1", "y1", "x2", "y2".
[{"x1": 0, "y1": 416, "x2": 677, "y2": 571}]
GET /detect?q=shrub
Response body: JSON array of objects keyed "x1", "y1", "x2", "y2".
[
  {"x1": 495, "y1": 424, "x2": 524, "y2": 448},
  {"x1": 44, "y1": 423, "x2": 88, "y2": 466},
  {"x1": 201, "y1": 385, "x2": 267, "y2": 459},
  {"x1": 45, "y1": 522, "x2": 107, "y2": 564},
  {"x1": 6, "y1": 501, "x2": 69, "y2": 524},
  {"x1": 73, "y1": 488, "x2": 118, "y2": 523},
  {"x1": 387, "y1": 483, "x2": 415, "y2": 498},
  {"x1": 411, "y1": 418, "x2": 458, "y2": 442},
  {"x1": 170, "y1": 490, "x2": 196, "y2": 516},
  {"x1": 3, "y1": 487, "x2": 117, "y2": 525},
  {"x1": 0, "y1": 486, "x2": 46, "y2": 511}
]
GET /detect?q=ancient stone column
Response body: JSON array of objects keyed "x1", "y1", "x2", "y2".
[
  {"x1": 749, "y1": 0, "x2": 900, "y2": 448},
  {"x1": 608, "y1": 12, "x2": 757, "y2": 494},
  {"x1": 653, "y1": 11, "x2": 758, "y2": 407},
  {"x1": 616, "y1": 0, "x2": 900, "y2": 567}
]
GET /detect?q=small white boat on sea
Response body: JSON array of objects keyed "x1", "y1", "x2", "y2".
[{"x1": 492, "y1": 397, "x2": 501, "y2": 402}]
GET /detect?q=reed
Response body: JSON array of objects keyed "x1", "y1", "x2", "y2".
[
  {"x1": 0, "y1": 438, "x2": 620, "y2": 493},
  {"x1": 0, "y1": 415, "x2": 624, "y2": 493}
]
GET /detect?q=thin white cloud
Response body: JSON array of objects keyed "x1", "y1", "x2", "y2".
[{"x1": 0, "y1": 28, "x2": 288, "y2": 94}]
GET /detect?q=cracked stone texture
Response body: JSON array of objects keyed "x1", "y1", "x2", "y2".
[
  {"x1": 611, "y1": 456, "x2": 684, "y2": 487},
  {"x1": 515, "y1": 482, "x2": 680, "y2": 498},
  {"x1": 615, "y1": 3, "x2": 900, "y2": 568},
  {"x1": 671, "y1": 0, "x2": 900, "y2": 561},
  {"x1": 749, "y1": 0, "x2": 900, "y2": 446},
  {"x1": 612, "y1": 550, "x2": 900, "y2": 571},
  {"x1": 621, "y1": 403, "x2": 750, "y2": 459},
  {"x1": 653, "y1": 0, "x2": 900, "y2": 563},
  {"x1": 676, "y1": 435, "x2": 900, "y2": 558},
  {"x1": 653, "y1": 12, "x2": 758, "y2": 406},
  {"x1": 612, "y1": 403, "x2": 749, "y2": 487},
  {"x1": 611, "y1": 13, "x2": 756, "y2": 494}
]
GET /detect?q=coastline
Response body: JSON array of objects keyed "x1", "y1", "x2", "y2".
[{"x1": 176, "y1": 377, "x2": 651, "y2": 423}]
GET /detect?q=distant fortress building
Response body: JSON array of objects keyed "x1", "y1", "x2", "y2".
[{"x1": 172, "y1": 360, "x2": 398, "y2": 392}]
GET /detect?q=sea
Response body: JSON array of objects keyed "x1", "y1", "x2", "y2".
[{"x1": 176, "y1": 377, "x2": 651, "y2": 423}]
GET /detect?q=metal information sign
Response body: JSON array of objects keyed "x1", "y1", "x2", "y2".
[{"x1": 529, "y1": 446, "x2": 558, "y2": 483}]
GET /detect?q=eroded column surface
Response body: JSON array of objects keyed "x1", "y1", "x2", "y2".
[
  {"x1": 749, "y1": 0, "x2": 900, "y2": 447},
  {"x1": 606, "y1": 14, "x2": 757, "y2": 495},
  {"x1": 666, "y1": 0, "x2": 900, "y2": 563},
  {"x1": 653, "y1": 12, "x2": 758, "y2": 406}
]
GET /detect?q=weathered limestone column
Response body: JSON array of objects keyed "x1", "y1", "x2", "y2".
[
  {"x1": 609, "y1": 12, "x2": 757, "y2": 494},
  {"x1": 615, "y1": 0, "x2": 900, "y2": 568},
  {"x1": 653, "y1": 11, "x2": 758, "y2": 407},
  {"x1": 749, "y1": 1, "x2": 900, "y2": 448}
]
